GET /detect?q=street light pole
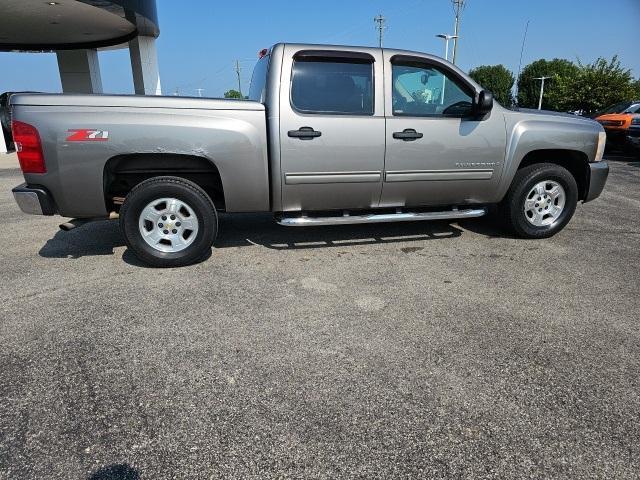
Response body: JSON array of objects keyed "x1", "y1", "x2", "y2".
[
  {"x1": 436, "y1": 33, "x2": 457, "y2": 61},
  {"x1": 436, "y1": 34, "x2": 457, "y2": 104},
  {"x1": 534, "y1": 76, "x2": 551, "y2": 110}
]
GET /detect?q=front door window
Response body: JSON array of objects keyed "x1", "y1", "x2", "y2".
[{"x1": 392, "y1": 63, "x2": 473, "y2": 117}]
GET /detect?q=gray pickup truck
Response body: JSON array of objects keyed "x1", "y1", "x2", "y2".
[{"x1": 11, "y1": 43, "x2": 609, "y2": 267}]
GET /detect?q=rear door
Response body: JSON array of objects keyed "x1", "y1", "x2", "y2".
[{"x1": 278, "y1": 46, "x2": 385, "y2": 212}]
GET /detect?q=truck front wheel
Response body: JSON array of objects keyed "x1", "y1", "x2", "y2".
[
  {"x1": 120, "y1": 176, "x2": 218, "y2": 267},
  {"x1": 501, "y1": 163, "x2": 578, "y2": 239}
]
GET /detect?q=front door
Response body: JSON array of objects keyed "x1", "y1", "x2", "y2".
[
  {"x1": 279, "y1": 46, "x2": 385, "y2": 212},
  {"x1": 381, "y1": 54, "x2": 506, "y2": 207}
]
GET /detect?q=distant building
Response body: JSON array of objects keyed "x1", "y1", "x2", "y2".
[
  {"x1": 0, "y1": 0, "x2": 161, "y2": 152},
  {"x1": 0, "y1": 0, "x2": 161, "y2": 95}
]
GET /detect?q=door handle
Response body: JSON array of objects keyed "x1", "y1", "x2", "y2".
[
  {"x1": 288, "y1": 127, "x2": 322, "y2": 140},
  {"x1": 393, "y1": 129, "x2": 423, "y2": 141}
]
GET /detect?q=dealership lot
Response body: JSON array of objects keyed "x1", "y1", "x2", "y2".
[{"x1": 1, "y1": 154, "x2": 639, "y2": 478}]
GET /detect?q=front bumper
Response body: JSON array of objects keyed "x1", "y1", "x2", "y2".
[
  {"x1": 584, "y1": 161, "x2": 609, "y2": 203},
  {"x1": 12, "y1": 183, "x2": 56, "y2": 215}
]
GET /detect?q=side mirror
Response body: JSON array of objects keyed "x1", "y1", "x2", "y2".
[{"x1": 473, "y1": 90, "x2": 493, "y2": 116}]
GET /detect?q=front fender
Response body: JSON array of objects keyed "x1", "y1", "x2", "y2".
[{"x1": 497, "y1": 115, "x2": 601, "y2": 201}]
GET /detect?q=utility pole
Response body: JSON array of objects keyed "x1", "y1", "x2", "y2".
[
  {"x1": 451, "y1": 0, "x2": 466, "y2": 64},
  {"x1": 195, "y1": 88, "x2": 204, "y2": 97},
  {"x1": 374, "y1": 14, "x2": 386, "y2": 48},
  {"x1": 234, "y1": 60, "x2": 243, "y2": 98},
  {"x1": 534, "y1": 76, "x2": 551, "y2": 110},
  {"x1": 514, "y1": 20, "x2": 530, "y2": 104}
]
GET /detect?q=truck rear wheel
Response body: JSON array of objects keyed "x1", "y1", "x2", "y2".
[
  {"x1": 120, "y1": 176, "x2": 217, "y2": 267},
  {"x1": 501, "y1": 163, "x2": 578, "y2": 239}
]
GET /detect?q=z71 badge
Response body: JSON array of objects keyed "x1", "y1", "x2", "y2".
[{"x1": 66, "y1": 129, "x2": 109, "y2": 141}]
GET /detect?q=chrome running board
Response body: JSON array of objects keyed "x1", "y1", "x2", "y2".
[{"x1": 277, "y1": 207, "x2": 486, "y2": 227}]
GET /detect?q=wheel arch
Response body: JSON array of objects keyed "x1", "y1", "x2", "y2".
[
  {"x1": 515, "y1": 149, "x2": 590, "y2": 201},
  {"x1": 103, "y1": 153, "x2": 225, "y2": 212}
]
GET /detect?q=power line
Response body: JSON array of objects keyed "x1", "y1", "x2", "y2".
[
  {"x1": 323, "y1": 0, "x2": 422, "y2": 46},
  {"x1": 451, "y1": 0, "x2": 466, "y2": 64},
  {"x1": 173, "y1": 57, "x2": 256, "y2": 94},
  {"x1": 374, "y1": 14, "x2": 386, "y2": 48}
]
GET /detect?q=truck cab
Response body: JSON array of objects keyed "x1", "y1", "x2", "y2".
[{"x1": 259, "y1": 44, "x2": 505, "y2": 213}]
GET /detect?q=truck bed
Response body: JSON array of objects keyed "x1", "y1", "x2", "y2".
[{"x1": 11, "y1": 93, "x2": 270, "y2": 217}]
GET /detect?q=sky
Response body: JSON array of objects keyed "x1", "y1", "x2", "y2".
[{"x1": 1, "y1": 0, "x2": 639, "y2": 97}]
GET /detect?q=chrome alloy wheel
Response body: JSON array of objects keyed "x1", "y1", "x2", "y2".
[
  {"x1": 138, "y1": 197, "x2": 199, "y2": 253},
  {"x1": 524, "y1": 180, "x2": 566, "y2": 227}
]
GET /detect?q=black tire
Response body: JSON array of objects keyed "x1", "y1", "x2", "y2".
[
  {"x1": 500, "y1": 163, "x2": 578, "y2": 239},
  {"x1": 120, "y1": 176, "x2": 217, "y2": 267}
]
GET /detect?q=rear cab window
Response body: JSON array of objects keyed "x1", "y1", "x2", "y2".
[{"x1": 248, "y1": 53, "x2": 271, "y2": 103}]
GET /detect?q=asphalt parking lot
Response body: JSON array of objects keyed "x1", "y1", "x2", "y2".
[{"x1": 1, "y1": 153, "x2": 639, "y2": 479}]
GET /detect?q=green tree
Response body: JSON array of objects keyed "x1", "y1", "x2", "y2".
[
  {"x1": 224, "y1": 89, "x2": 243, "y2": 99},
  {"x1": 468, "y1": 64, "x2": 515, "y2": 106},
  {"x1": 517, "y1": 58, "x2": 579, "y2": 111},
  {"x1": 561, "y1": 56, "x2": 638, "y2": 115}
]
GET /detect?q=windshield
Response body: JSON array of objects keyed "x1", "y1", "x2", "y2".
[
  {"x1": 624, "y1": 103, "x2": 640, "y2": 113},
  {"x1": 596, "y1": 101, "x2": 639, "y2": 116}
]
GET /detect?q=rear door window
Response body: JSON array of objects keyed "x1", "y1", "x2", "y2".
[{"x1": 290, "y1": 59, "x2": 374, "y2": 115}]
